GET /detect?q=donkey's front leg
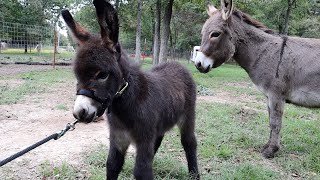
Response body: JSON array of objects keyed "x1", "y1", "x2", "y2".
[
  {"x1": 261, "y1": 95, "x2": 285, "y2": 158},
  {"x1": 107, "y1": 131, "x2": 130, "y2": 180},
  {"x1": 134, "y1": 142, "x2": 154, "y2": 180}
]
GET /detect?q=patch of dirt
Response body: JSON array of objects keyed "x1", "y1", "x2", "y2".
[
  {"x1": 0, "y1": 65, "x2": 111, "y2": 179},
  {"x1": 226, "y1": 82, "x2": 252, "y2": 89},
  {"x1": 197, "y1": 91, "x2": 263, "y2": 106},
  {"x1": 197, "y1": 92, "x2": 267, "y2": 121},
  {"x1": 0, "y1": 64, "x2": 56, "y2": 76},
  {"x1": 197, "y1": 92, "x2": 236, "y2": 105},
  {"x1": 0, "y1": 79, "x2": 24, "y2": 89}
]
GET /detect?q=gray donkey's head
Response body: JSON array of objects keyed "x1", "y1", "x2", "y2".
[{"x1": 195, "y1": 0, "x2": 235, "y2": 73}]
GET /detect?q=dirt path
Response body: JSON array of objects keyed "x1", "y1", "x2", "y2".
[
  {"x1": 0, "y1": 65, "x2": 110, "y2": 179},
  {"x1": 0, "y1": 64, "x2": 55, "y2": 76}
]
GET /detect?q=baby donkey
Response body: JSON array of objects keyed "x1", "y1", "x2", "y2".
[{"x1": 62, "y1": 0, "x2": 199, "y2": 179}]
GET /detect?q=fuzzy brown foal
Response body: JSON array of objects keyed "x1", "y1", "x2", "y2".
[{"x1": 62, "y1": 0, "x2": 199, "y2": 179}]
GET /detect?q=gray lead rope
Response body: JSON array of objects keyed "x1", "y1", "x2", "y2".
[{"x1": 0, "y1": 120, "x2": 78, "y2": 167}]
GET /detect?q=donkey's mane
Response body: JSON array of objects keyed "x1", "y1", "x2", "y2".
[{"x1": 233, "y1": 9, "x2": 274, "y2": 34}]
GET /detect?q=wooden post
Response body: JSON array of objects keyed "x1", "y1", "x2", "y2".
[{"x1": 53, "y1": 29, "x2": 57, "y2": 69}]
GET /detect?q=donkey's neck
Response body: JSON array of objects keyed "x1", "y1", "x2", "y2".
[
  {"x1": 112, "y1": 52, "x2": 148, "y2": 110},
  {"x1": 231, "y1": 16, "x2": 282, "y2": 74}
]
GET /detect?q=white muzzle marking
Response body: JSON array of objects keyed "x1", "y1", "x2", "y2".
[
  {"x1": 73, "y1": 95, "x2": 98, "y2": 120},
  {"x1": 195, "y1": 51, "x2": 214, "y2": 71}
]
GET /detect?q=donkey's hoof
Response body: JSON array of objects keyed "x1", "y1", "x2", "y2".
[{"x1": 261, "y1": 144, "x2": 279, "y2": 159}]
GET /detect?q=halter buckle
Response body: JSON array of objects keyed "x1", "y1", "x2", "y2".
[{"x1": 115, "y1": 81, "x2": 128, "y2": 96}]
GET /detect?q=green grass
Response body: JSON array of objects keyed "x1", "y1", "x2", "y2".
[
  {"x1": 39, "y1": 161, "x2": 79, "y2": 180},
  {"x1": 55, "y1": 104, "x2": 69, "y2": 111},
  {"x1": 3, "y1": 61, "x2": 320, "y2": 179},
  {"x1": 0, "y1": 68, "x2": 73, "y2": 104},
  {"x1": 0, "y1": 48, "x2": 74, "y2": 62}
]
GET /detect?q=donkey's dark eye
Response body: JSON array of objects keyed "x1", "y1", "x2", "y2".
[
  {"x1": 210, "y1": 32, "x2": 221, "y2": 38},
  {"x1": 96, "y1": 72, "x2": 109, "y2": 81}
]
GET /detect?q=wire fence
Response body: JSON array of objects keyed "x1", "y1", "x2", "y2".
[
  {"x1": 0, "y1": 21, "x2": 192, "y2": 66},
  {"x1": 0, "y1": 21, "x2": 75, "y2": 66},
  {"x1": 121, "y1": 38, "x2": 193, "y2": 63}
]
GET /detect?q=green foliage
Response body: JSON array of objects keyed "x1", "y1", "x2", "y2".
[
  {"x1": 236, "y1": 0, "x2": 320, "y2": 37},
  {"x1": 74, "y1": 5, "x2": 99, "y2": 33},
  {"x1": 172, "y1": 2, "x2": 207, "y2": 52},
  {"x1": 0, "y1": 0, "x2": 75, "y2": 27}
]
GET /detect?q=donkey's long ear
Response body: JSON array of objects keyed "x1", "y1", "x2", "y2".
[
  {"x1": 221, "y1": 0, "x2": 234, "y2": 21},
  {"x1": 207, "y1": 4, "x2": 218, "y2": 17},
  {"x1": 61, "y1": 10, "x2": 90, "y2": 45},
  {"x1": 93, "y1": 0, "x2": 119, "y2": 48}
]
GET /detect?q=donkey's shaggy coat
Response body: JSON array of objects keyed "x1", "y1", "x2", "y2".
[
  {"x1": 62, "y1": 0, "x2": 199, "y2": 179},
  {"x1": 195, "y1": 0, "x2": 320, "y2": 158}
]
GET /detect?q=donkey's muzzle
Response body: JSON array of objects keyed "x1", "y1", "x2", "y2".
[
  {"x1": 194, "y1": 51, "x2": 213, "y2": 73},
  {"x1": 195, "y1": 64, "x2": 211, "y2": 73},
  {"x1": 73, "y1": 108, "x2": 96, "y2": 123},
  {"x1": 74, "y1": 89, "x2": 109, "y2": 123}
]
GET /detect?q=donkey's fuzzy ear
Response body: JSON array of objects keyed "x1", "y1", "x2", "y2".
[
  {"x1": 93, "y1": 0, "x2": 119, "y2": 48},
  {"x1": 61, "y1": 10, "x2": 90, "y2": 45},
  {"x1": 221, "y1": 0, "x2": 234, "y2": 21},
  {"x1": 207, "y1": 4, "x2": 218, "y2": 16}
]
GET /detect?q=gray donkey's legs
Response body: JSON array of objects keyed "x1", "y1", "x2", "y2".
[{"x1": 261, "y1": 95, "x2": 285, "y2": 158}]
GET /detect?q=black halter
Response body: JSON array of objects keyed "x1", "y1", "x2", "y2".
[{"x1": 76, "y1": 80, "x2": 128, "y2": 117}]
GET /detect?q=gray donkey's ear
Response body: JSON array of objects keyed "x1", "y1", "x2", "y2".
[
  {"x1": 207, "y1": 4, "x2": 218, "y2": 17},
  {"x1": 93, "y1": 0, "x2": 119, "y2": 48},
  {"x1": 221, "y1": 0, "x2": 234, "y2": 21},
  {"x1": 61, "y1": 10, "x2": 90, "y2": 45}
]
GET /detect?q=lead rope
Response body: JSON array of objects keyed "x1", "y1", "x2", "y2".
[{"x1": 0, "y1": 119, "x2": 78, "y2": 167}]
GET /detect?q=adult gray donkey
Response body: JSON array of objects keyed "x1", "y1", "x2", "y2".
[{"x1": 195, "y1": 0, "x2": 320, "y2": 158}]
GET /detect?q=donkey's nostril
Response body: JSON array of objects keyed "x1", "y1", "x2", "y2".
[
  {"x1": 73, "y1": 112, "x2": 79, "y2": 120},
  {"x1": 79, "y1": 108, "x2": 87, "y2": 118},
  {"x1": 196, "y1": 62, "x2": 201, "y2": 68}
]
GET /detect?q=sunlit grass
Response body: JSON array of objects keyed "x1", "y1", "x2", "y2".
[
  {"x1": 0, "y1": 68, "x2": 73, "y2": 104},
  {"x1": 0, "y1": 48, "x2": 74, "y2": 62}
]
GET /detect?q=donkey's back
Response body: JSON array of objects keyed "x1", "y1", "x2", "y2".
[{"x1": 278, "y1": 37, "x2": 320, "y2": 108}]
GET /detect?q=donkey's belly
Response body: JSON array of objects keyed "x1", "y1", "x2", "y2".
[{"x1": 288, "y1": 89, "x2": 320, "y2": 108}]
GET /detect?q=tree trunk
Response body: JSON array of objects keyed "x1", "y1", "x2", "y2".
[
  {"x1": 135, "y1": 0, "x2": 142, "y2": 64},
  {"x1": 283, "y1": 0, "x2": 295, "y2": 35},
  {"x1": 24, "y1": 44, "x2": 27, "y2": 54},
  {"x1": 115, "y1": 0, "x2": 120, "y2": 10},
  {"x1": 153, "y1": 0, "x2": 161, "y2": 65},
  {"x1": 159, "y1": 0, "x2": 174, "y2": 63}
]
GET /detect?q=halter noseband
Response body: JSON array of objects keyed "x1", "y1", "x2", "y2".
[{"x1": 76, "y1": 79, "x2": 128, "y2": 117}]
